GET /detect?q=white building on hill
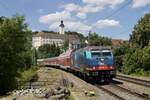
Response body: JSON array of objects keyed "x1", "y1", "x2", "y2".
[{"x1": 32, "y1": 21, "x2": 80, "y2": 49}]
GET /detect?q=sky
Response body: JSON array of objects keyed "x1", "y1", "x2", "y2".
[{"x1": 0, "y1": 0, "x2": 150, "y2": 40}]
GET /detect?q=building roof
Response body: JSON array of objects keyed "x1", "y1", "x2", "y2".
[
  {"x1": 33, "y1": 32, "x2": 79, "y2": 42},
  {"x1": 111, "y1": 39, "x2": 128, "y2": 46}
]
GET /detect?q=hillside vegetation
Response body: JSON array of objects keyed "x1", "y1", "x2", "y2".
[{"x1": 114, "y1": 13, "x2": 150, "y2": 76}]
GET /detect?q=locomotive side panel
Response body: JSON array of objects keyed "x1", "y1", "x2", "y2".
[{"x1": 71, "y1": 50, "x2": 87, "y2": 72}]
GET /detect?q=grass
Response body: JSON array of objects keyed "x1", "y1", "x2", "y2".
[
  {"x1": 118, "y1": 69, "x2": 150, "y2": 77},
  {"x1": 131, "y1": 69, "x2": 150, "y2": 77},
  {"x1": 67, "y1": 95, "x2": 75, "y2": 100},
  {"x1": 17, "y1": 66, "x2": 39, "y2": 88}
]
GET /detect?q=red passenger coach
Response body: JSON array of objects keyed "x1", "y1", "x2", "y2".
[
  {"x1": 57, "y1": 49, "x2": 72, "y2": 70},
  {"x1": 38, "y1": 49, "x2": 72, "y2": 70}
]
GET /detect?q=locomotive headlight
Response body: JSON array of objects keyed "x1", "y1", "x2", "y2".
[
  {"x1": 101, "y1": 58, "x2": 104, "y2": 61},
  {"x1": 110, "y1": 66, "x2": 113, "y2": 69}
]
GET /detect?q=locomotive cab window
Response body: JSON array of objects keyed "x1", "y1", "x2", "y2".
[
  {"x1": 102, "y1": 52, "x2": 111, "y2": 57},
  {"x1": 91, "y1": 51, "x2": 101, "y2": 58}
]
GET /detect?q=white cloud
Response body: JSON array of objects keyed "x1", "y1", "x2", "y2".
[
  {"x1": 49, "y1": 21, "x2": 92, "y2": 33},
  {"x1": 39, "y1": 11, "x2": 72, "y2": 24},
  {"x1": 94, "y1": 19, "x2": 120, "y2": 29},
  {"x1": 76, "y1": 5, "x2": 104, "y2": 19},
  {"x1": 39, "y1": 0, "x2": 123, "y2": 34},
  {"x1": 82, "y1": 0, "x2": 124, "y2": 7},
  {"x1": 79, "y1": 5, "x2": 103, "y2": 13},
  {"x1": 76, "y1": 12, "x2": 86, "y2": 19},
  {"x1": 65, "y1": 21, "x2": 92, "y2": 32},
  {"x1": 39, "y1": 11, "x2": 92, "y2": 34},
  {"x1": 62, "y1": 3, "x2": 80, "y2": 12},
  {"x1": 132, "y1": 0, "x2": 150, "y2": 8},
  {"x1": 76, "y1": 0, "x2": 124, "y2": 19}
]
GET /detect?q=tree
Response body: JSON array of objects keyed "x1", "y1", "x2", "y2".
[
  {"x1": 0, "y1": 15, "x2": 32, "y2": 94},
  {"x1": 130, "y1": 13, "x2": 150, "y2": 48},
  {"x1": 88, "y1": 32, "x2": 112, "y2": 46},
  {"x1": 142, "y1": 42, "x2": 150, "y2": 71},
  {"x1": 113, "y1": 43, "x2": 129, "y2": 71},
  {"x1": 38, "y1": 44, "x2": 61, "y2": 58},
  {"x1": 65, "y1": 31, "x2": 86, "y2": 48},
  {"x1": 122, "y1": 47, "x2": 142, "y2": 74},
  {"x1": 62, "y1": 39, "x2": 69, "y2": 52},
  {"x1": 42, "y1": 30, "x2": 56, "y2": 33},
  {"x1": 120, "y1": 13, "x2": 150, "y2": 76}
]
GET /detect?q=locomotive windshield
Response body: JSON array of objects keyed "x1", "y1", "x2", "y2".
[
  {"x1": 91, "y1": 52, "x2": 100, "y2": 58},
  {"x1": 102, "y1": 52, "x2": 111, "y2": 56},
  {"x1": 91, "y1": 50, "x2": 112, "y2": 58}
]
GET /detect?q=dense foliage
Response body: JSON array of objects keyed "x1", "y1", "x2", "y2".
[
  {"x1": 61, "y1": 39, "x2": 69, "y2": 52},
  {"x1": 38, "y1": 44, "x2": 61, "y2": 58},
  {"x1": 130, "y1": 13, "x2": 150, "y2": 48},
  {"x1": 65, "y1": 31, "x2": 86, "y2": 47},
  {"x1": 114, "y1": 13, "x2": 150, "y2": 76},
  {"x1": 122, "y1": 43, "x2": 150, "y2": 75},
  {"x1": 0, "y1": 16, "x2": 32, "y2": 94},
  {"x1": 113, "y1": 43, "x2": 129, "y2": 71},
  {"x1": 88, "y1": 32, "x2": 112, "y2": 46}
]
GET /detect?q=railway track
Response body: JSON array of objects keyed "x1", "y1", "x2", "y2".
[
  {"x1": 116, "y1": 75, "x2": 150, "y2": 87},
  {"x1": 96, "y1": 83, "x2": 150, "y2": 100},
  {"x1": 110, "y1": 83, "x2": 150, "y2": 100},
  {"x1": 96, "y1": 85, "x2": 125, "y2": 100}
]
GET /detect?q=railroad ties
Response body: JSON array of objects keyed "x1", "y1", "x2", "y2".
[{"x1": 95, "y1": 83, "x2": 150, "y2": 100}]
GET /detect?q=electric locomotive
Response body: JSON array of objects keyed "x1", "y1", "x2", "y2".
[{"x1": 70, "y1": 46, "x2": 115, "y2": 81}]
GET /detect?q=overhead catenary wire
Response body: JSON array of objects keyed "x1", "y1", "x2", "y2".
[
  {"x1": 99, "y1": 0, "x2": 133, "y2": 39},
  {"x1": 104, "y1": 0, "x2": 132, "y2": 19}
]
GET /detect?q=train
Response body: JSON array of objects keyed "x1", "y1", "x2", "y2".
[{"x1": 38, "y1": 46, "x2": 116, "y2": 82}]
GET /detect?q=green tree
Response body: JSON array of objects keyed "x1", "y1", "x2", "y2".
[
  {"x1": 122, "y1": 47, "x2": 142, "y2": 74},
  {"x1": 88, "y1": 32, "x2": 112, "y2": 46},
  {"x1": 88, "y1": 32, "x2": 100, "y2": 46},
  {"x1": 121, "y1": 13, "x2": 150, "y2": 76},
  {"x1": 38, "y1": 44, "x2": 61, "y2": 58},
  {"x1": 0, "y1": 15, "x2": 32, "y2": 94},
  {"x1": 65, "y1": 31, "x2": 86, "y2": 48},
  {"x1": 113, "y1": 43, "x2": 129, "y2": 71},
  {"x1": 130, "y1": 13, "x2": 150, "y2": 48},
  {"x1": 62, "y1": 39, "x2": 69, "y2": 52},
  {"x1": 142, "y1": 43, "x2": 150, "y2": 71}
]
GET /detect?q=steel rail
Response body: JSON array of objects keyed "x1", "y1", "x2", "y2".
[
  {"x1": 110, "y1": 83, "x2": 150, "y2": 100},
  {"x1": 116, "y1": 75, "x2": 150, "y2": 87},
  {"x1": 95, "y1": 85, "x2": 125, "y2": 100}
]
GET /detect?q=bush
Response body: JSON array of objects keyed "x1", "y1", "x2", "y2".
[
  {"x1": 121, "y1": 48, "x2": 142, "y2": 74},
  {"x1": 132, "y1": 68, "x2": 150, "y2": 77},
  {"x1": 113, "y1": 44, "x2": 129, "y2": 71},
  {"x1": 38, "y1": 44, "x2": 62, "y2": 58},
  {"x1": 17, "y1": 66, "x2": 38, "y2": 89},
  {"x1": 121, "y1": 43, "x2": 150, "y2": 76},
  {"x1": 0, "y1": 15, "x2": 32, "y2": 94}
]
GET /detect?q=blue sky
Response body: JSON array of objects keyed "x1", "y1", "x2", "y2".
[{"x1": 0, "y1": 0, "x2": 150, "y2": 40}]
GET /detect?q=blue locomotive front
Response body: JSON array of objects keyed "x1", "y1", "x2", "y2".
[{"x1": 70, "y1": 46, "x2": 116, "y2": 81}]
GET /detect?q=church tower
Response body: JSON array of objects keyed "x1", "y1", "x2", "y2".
[{"x1": 59, "y1": 20, "x2": 65, "y2": 34}]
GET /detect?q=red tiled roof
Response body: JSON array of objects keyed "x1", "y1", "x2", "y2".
[{"x1": 111, "y1": 39, "x2": 128, "y2": 46}]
